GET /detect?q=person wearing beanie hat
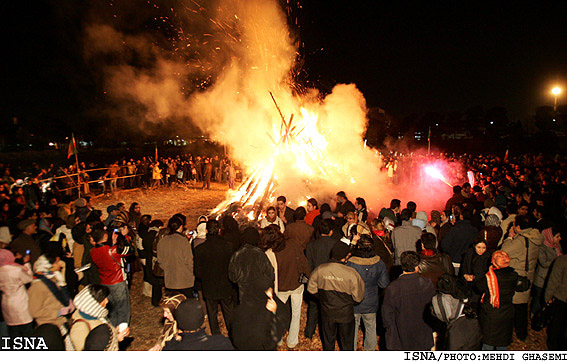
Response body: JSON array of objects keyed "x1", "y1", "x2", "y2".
[
  {"x1": 75, "y1": 200, "x2": 91, "y2": 223},
  {"x1": 413, "y1": 211, "x2": 437, "y2": 237},
  {"x1": 149, "y1": 294, "x2": 187, "y2": 350},
  {"x1": 162, "y1": 299, "x2": 234, "y2": 351},
  {"x1": 476, "y1": 250, "x2": 530, "y2": 350},
  {"x1": 190, "y1": 222, "x2": 207, "y2": 249},
  {"x1": 307, "y1": 241, "x2": 364, "y2": 350},
  {"x1": 488, "y1": 206, "x2": 503, "y2": 222},
  {"x1": 83, "y1": 323, "x2": 119, "y2": 351},
  {"x1": 485, "y1": 214, "x2": 501, "y2": 227},
  {"x1": 104, "y1": 205, "x2": 120, "y2": 228}
]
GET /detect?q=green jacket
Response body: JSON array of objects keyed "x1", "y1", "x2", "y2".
[
  {"x1": 501, "y1": 228, "x2": 544, "y2": 304},
  {"x1": 545, "y1": 254, "x2": 567, "y2": 303}
]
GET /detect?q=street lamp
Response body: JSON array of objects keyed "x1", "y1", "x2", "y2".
[{"x1": 552, "y1": 87, "x2": 561, "y2": 111}]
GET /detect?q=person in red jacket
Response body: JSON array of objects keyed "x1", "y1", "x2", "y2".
[{"x1": 89, "y1": 226, "x2": 132, "y2": 327}]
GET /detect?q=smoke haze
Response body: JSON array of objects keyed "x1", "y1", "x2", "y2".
[{"x1": 84, "y1": 0, "x2": 455, "y2": 215}]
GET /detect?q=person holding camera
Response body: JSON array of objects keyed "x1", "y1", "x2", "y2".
[{"x1": 89, "y1": 225, "x2": 133, "y2": 327}]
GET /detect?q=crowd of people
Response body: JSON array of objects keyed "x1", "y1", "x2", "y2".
[
  {"x1": 0, "y1": 154, "x2": 238, "y2": 200},
  {"x1": 1, "y1": 152, "x2": 566, "y2": 351}
]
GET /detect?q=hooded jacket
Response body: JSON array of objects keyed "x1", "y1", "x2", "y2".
[
  {"x1": 346, "y1": 256, "x2": 389, "y2": 314},
  {"x1": 501, "y1": 228, "x2": 544, "y2": 304}
]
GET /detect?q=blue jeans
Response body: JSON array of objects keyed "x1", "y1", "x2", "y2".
[
  {"x1": 104, "y1": 281, "x2": 130, "y2": 327},
  {"x1": 354, "y1": 313, "x2": 377, "y2": 350},
  {"x1": 482, "y1": 343, "x2": 507, "y2": 350}
]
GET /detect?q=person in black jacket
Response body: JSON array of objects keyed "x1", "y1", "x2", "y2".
[
  {"x1": 228, "y1": 227, "x2": 274, "y2": 303},
  {"x1": 476, "y1": 250, "x2": 530, "y2": 350},
  {"x1": 141, "y1": 219, "x2": 163, "y2": 306},
  {"x1": 418, "y1": 232, "x2": 454, "y2": 289},
  {"x1": 439, "y1": 206, "x2": 478, "y2": 274},
  {"x1": 221, "y1": 214, "x2": 241, "y2": 252},
  {"x1": 194, "y1": 219, "x2": 236, "y2": 335},
  {"x1": 459, "y1": 239, "x2": 491, "y2": 305},
  {"x1": 382, "y1": 251, "x2": 436, "y2": 350},
  {"x1": 228, "y1": 227, "x2": 289, "y2": 350},
  {"x1": 276, "y1": 196, "x2": 295, "y2": 226},
  {"x1": 304, "y1": 219, "x2": 336, "y2": 339}
]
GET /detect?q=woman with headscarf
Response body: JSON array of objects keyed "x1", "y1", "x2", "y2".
[
  {"x1": 478, "y1": 214, "x2": 503, "y2": 253},
  {"x1": 149, "y1": 293, "x2": 187, "y2": 350},
  {"x1": 28, "y1": 251, "x2": 74, "y2": 328},
  {"x1": 476, "y1": 251, "x2": 530, "y2": 350},
  {"x1": 532, "y1": 227, "x2": 562, "y2": 316},
  {"x1": 0, "y1": 249, "x2": 34, "y2": 338},
  {"x1": 459, "y1": 238, "x2": 492, "y2": 305},
  {"x1": 228, "y1": 227, "x2": 290, "y2": 349},
  {"x1": 128, "y1": 203, "x2": 142, "y2": 231}
]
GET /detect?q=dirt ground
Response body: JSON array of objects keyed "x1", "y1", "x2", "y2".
[{"x1": 90, "y1": 183, "x2": 548, "y2": 351}]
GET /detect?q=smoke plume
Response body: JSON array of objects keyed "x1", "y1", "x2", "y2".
[{"x1": 84, "y1": 0, "x2": 456, "y2": 214}]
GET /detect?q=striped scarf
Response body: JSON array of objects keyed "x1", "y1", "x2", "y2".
[
  {"x1": 73, "y1": 286, "x2": 109, "y2": 319},
  {"x1": 485, "y1": 266, "x2": 500, "y2": 308}
]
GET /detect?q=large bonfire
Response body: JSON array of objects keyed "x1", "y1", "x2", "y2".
[{"x1": 86, "y1": 0, "x2": 392, "y2": 217}]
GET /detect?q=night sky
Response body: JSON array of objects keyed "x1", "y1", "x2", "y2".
[{"x1": 2, "y1": 1, "x2": 567, "y2": 134}]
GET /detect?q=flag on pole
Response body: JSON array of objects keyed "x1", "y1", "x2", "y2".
[{"x1": 67, "y1": 134, "x2": 78, "y2": 159}]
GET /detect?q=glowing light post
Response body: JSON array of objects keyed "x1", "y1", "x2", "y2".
[{"x1": 552, "y1": 87, "x2": 561, "y2": 112}]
